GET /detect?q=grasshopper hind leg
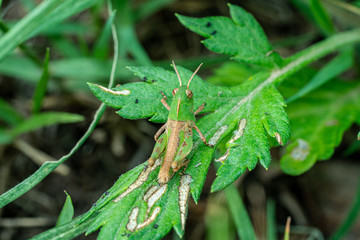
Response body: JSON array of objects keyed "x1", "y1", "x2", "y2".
[{"x1": 148, "y1": 134, "x2": 167, "y2": 166}]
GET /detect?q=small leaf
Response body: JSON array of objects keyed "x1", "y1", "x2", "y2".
[
  {"x1": 176, "y1": 4, "x2": 282, "y2": 68},
  {"x1": 32, "y1": 48, "x2": 50, "y2": 114},
  {"x1": 56, "y1": 191, "x2": 74, "y2": 226},
  {"x1": 10, "y1": 112, "x2": 84, "y2": 137},
  {"x1": 281, "y1": 80, "x2": 360, "y2": 175}
]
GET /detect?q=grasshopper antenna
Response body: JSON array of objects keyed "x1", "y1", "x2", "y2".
[
  {"x1": 172, "y1": 60, "x2": 182, "y2": 86},
  {"x1": 187, "y1": 63, "x2": 203, "y2": 88}
]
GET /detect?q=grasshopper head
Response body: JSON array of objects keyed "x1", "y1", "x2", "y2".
[
  {"x1": 169, "y1": 61, "x2": 203, "y2": 121},
  {"x1": 171, "y1": 60, "x2": 202, "y2": 98}
]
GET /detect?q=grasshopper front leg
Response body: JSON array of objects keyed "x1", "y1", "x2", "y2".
[
  {"x1": 193, "y1": 123, "x2": 214, "y2": 147},
  {"x1": 194, "y1": 103, "x2": 206, "y2": 115},
  {"x1": 160, "y1": 91, "x2": 171, "y2": 111},
  {"x1": 154, "y1": 123, "x2": 167, "y2": 141}
]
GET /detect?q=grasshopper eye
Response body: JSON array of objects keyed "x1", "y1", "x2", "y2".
[
  {"x1": 186, "y1": 89, "x2": 193, "y2": 98},
  {"x1": 172, "y1": 88, "x2": 179, "y2": 95}
]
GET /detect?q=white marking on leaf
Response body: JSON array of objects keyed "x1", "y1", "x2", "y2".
[
  {"x1": 143, "y1": 185, "x2": 159, "y2": 202},
  {"x1": 136, "y1": 207, "x2": 161, "y2": 230},
  {"x1": 229, "y1": 119, "x2": 246, "y2": 144},
  {"x1": 275, "y1": 132, "x2": 283, "y2": 145},
  {"x1": 178, "y1": 175, "x2": 192, "y2": 230},
  {"x1": 97, "y1": 85, "x2": 131, "y2": 95},
  {"x1": 215, "y1": 148, "x2": 230, "y2": 162},
  {"x1": 195, "y1": 163, "x2": 202, "y2": 167},
  {"x1": 146, "y1": 184, "x2": 167, "y2": 213},
  {"x1": 215, "y1": 119, "x2": 247, "y2": 162},
  {"x1": 291, "y1": 139, "x2": 309, "y2": 161},
  {"x1": 114, "y1": 158, "x2": 162, "y2": 202},
  {"x1": 126, "y1": 207, "x2": 139, "y2": 232},
  {"x1": 209, "y1": 125, "x2": 228, "y2": 146}
]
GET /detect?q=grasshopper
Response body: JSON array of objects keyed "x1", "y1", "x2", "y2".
[{"x1": 148, "y1": 61, "x2": 213, "y2": 184}]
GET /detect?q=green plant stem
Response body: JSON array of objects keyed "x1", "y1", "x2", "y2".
[
  {"x1": 0, "y1": 4, "x2": 119, "y2": 208},
  {"x1": 276, "y1": 28, "x2": 360, "y2": 84},
  {"x1": 329, "y1": 176, "x2": 360, "y2": 240}
]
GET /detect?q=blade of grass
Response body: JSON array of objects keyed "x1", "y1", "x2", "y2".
[
  {"x1": 267, "y1": 199, "x2": 277, "y2": 240},
  {"x1": 0, "y1": 98, "x2": 23, "y2": 126},
  {"x1": 56, "y1": 191, "x2": 74, "y2": 226},
  {"x1": 0, "y1": 20, "x2": 42, "y2": 66},
  {"x1": 52, "y1": 38, "x2": 83, "y2": 58},
  {"x1": 134, "y1": 0, "x2": 176, "y2": 21},
  {"x1": 10, "y1": 112, "x2": 84, "y2": 137},
  {"x1": 310, "y1": 0, "x2": 335, "y2": 35},
  {"x1": 0, "y1": 4, "x2": 118, "y2": 208},
  {"x1": 329, "y1": 176, "x2": 360, "y2": 240},
  {"x1": 92, "y1": 10, "x2": 116, "y2": 59},
  {"x1": 287, "y1": 48, "x2": 353, "y2": 103},
  {"x1": 113, "y1": 0, "x2": 152, "y2": 65},
  {"x1": 205, "y1": 194, "x2": 232, "y2": 240},
  {"x1": 0, "y1": 0, "x2": 100, "y2": 62},
  {"x1": 224, "y1": 184, "x2": 257, "y2": 240},
  {"x1": 0, "y1": 0, "x2": 63, "y2": 62},
  {"x1": 32, "y1": 48, "x2": 50, "y2": 114}
]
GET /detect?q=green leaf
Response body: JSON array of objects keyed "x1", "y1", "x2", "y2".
[
  {"x1": 287, "y1": 48, "x2": 353, "y2": 103},
  {"x1": 88, "y1": 65, "x2": 235, "y2": 123},
  {"x1": 206, "y1": 61, "x2": 259, "y2": 87},
  {"x1": 225, "y1": 184, "x2": 256, "y2": 240},
  {"x1": 56, "y1": 191, "x2": 74, "y2": 226},
  {"x1": 81, "y1": 160, "x2": 193, "y2": 239},
  {"x1": 89, "y1": 64, "x2": 290, "y2": 196},
  {"x1": 176, "y1": 4, "x2": 282, "y2": 68},
  {"x1": 0, "y1": 98, "x2": 23, "y2": 126},
  {"x1": 309, "y1": 0, "x2": 335, "y2": 35},
  {"x1": 281, "y1": 80, "x2": 360, "y2": 175},
  {"x1": 10, "y1": 112, "x2": 84, "y2": 137},
  {"x1": 32, "y1": 48, "x2": 50, "y2": 114},
  {"x1": 358, "y1": 131, "x2": 360, "y2": 140}
]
